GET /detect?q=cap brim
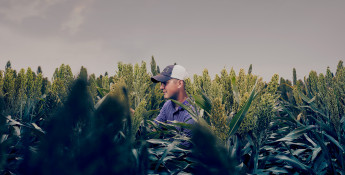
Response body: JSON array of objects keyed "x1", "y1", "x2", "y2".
[{"x1": 151, "y1": 74, "x2": 171, "y2": 83}]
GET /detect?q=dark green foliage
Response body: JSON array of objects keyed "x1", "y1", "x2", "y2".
[
  {"x1": 0, "y1": 71, "x2": 4, "y2": 92},
  {"x1": 293, "y1": 67, "x2": 297, "y2": 86},
  {"x1": 13, "y1": 70, "x2": 17, "y2": 79},
  {"x1": 336, "y1": 60, "x2": 343, "y2": 77},
  {"x1": 19, "y1": 77, "x2": 143, "y2": 175},
  {"x1": 157, "y1": 66, "x2": 160, "y2": 74},
  {"x1": 248, "y1": 64, "x2": 252, "y2": 75},
  {"x1": 2, "y1": 68, "x2": 15, "y2": 114},
  {"x1": 150, "y1": 56, "x2": 159, "y2": 76},
  {"x1": 88, "y1": 74, "x2": 98, "y2": 104},
  {"x1": 1, "y1": 60, "x2": 345, "y2": 174},
  {"x1": 148, "y1": 58, "x2": 164, "y2": 111},
  {"x1": 41, "y1": 77, "x2": 49, "y2": 95},
  {"x1": 96, "y1": 74, "x2": 102, "y2": 88},
  {"x1": 275, "y1": 64, "x2": 345, "y2": 174},
  {"x1": 78, "y1": 66, "x2": 88, "y2": 82},
  {"x1": 37, "y1": 66, "x2": 42, "y2": 75},
  {"x1": 0, "y1": 94, "x2": 7, "y2": 172},
  {"x1": 0, "y1": 93, "x2": 5, "y2": 114},
  {"x1": 50, "y1": 64, "x2": 74, "y2": 103},
  {"x1": 191, "y1": 125, "x2": 238, "y2": 174},
  {"x1": 5, "y1": 61, "x2": 11, "y2": 70}
]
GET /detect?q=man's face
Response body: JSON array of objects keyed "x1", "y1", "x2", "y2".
[{"x1": 160, "y1": 79, "x2": 179, "y2": 99}]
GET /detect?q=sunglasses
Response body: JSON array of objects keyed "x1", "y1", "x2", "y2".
[{"x1": 161, "y1": 79, "x2": 174, "y2": 87}]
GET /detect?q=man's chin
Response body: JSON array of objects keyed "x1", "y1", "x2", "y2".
[
  {"x1": 164, "y1": 95, "x2": 177, "y2": 101},
  {"x1": 163, "y1": 94, "x2": 169, "y2": 99}
]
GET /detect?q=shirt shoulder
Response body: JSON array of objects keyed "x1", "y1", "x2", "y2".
[
  {"x1": 160, "y1": 100, "x2": 174, "y2": 115},
  {"x1": 162, "y1": 100, "x2": 173, "y2": 109}
]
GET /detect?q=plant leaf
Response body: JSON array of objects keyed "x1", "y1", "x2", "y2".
[
  {"x1": 170, "y1": 99, "x2": 198, "y2": 122},
  {"x1": 311, "y1": 147, "x2": 321, "y2": 162},
  {"x1": 154, "y1": 140, "x2": 178, "y2": 172},
  {"x1": 31, "y1": 123, "x2": 46, "y2": 134},
  {"x1": 322, "y1": 131, "x2": 344, "y2": 152},
  {"x1": 228, "y1": 81, "x2": 257, "y2": 136},
  {"x1": 192, "y1": 92, "x2": 212, "y2": 113},
  {"x1": 275, "y1": 154, "x2": 310, "y2": 171},
  {"x1": 277, "y1": 125, "x2": 318, "y2": 142},
  {"x1": 231, "y1": 76, "x2": 241, "y2": 104}
]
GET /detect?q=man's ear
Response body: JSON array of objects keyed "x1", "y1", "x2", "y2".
[{"x1": 178, "y1": 80, "x2": 183, "y2": 89}]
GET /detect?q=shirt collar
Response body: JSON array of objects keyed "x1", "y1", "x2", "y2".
[{"x1": 173, "y1": 98, "x2": 190, "y2": 112}]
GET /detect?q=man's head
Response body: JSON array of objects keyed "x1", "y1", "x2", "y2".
[{"x1": 151, "y1": 65, "x2": 188, "y2": 100}]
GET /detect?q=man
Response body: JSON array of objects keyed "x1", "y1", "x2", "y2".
[{"x1": 151, "y1": 64, "x2": 195, "y2": 147}]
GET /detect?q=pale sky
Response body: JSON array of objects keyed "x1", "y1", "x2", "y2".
[{"x1": 1, "y1": 0, "x2": 345, "y2": 82}]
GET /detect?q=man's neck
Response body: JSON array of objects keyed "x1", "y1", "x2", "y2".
[{"x1": 172, "y1": 91, "x2": 188, "y2": 108}]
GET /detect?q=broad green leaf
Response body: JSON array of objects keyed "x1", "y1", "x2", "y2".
[
  {"x1": 265, "y1": 167, "x2": 289, "y2": 174},
  {"x1": 31, "y1": 123, "x2": 46, "y2": 134},
  {"x1": 192, "y1": 91, "x2": 212, "y2": 113},
  {"x1": 146, "y1": 139, "x2": 171, "y2": 145},
  {"x1": 169, "y1": 120, "x2": 194, "y2": 130},
  {"x1": 308, "y1": 96, "x2": 316, "y2": 103},
  {"x1": 6, "y1": 115, "x2": 23, "y2": 126},
  {"x1": 143, "y1": 109, "x2": 160, "y2": 119},
  {"x1": 277, "y1": 125, "x2": 318, "y2": 142},
  {"x1": 281, "y1": 106, "x2": 304, "y2": 127},
  {"x1": 94, "y1": 94, "x2": 108, "y2": 109},
  {"x1": 322, "y1": 131, "x2": 344, "y2": 152},
  {"x1": 231, "y1": 76, "x2": 241, "y2": 104},
  {"x1": 304, "y1": 133, "x2": 317, "y2": 147},
  {"x1": 297, "y1": 90, "x2": 327, "y2": 118},
  {"x1": 300, "y1": 105, "x2": 327, "y2": 119},
  {"x1": 275, "y1": 154, "x2": 310, "y2": 171},
  {"x1": 154, "y1": 140, "x2": 178, "y2": 172},
  {"x1": 228, "y1": 81, "x2": 257, "y2": 136},
  {"x1": 293, "y1": 149, "x2": 307, "y2": 156},
  {"x1": 96, "y1": 87, "x2": 105, "y2": 97},
  {"x1": 311, "y1": 147, "x2": 321, "y2": 162},
  {"x1": 155, "y1": 120, "x2": 180, "y2": 132}
]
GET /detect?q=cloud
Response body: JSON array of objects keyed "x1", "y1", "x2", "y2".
[
  {"x1": 0, "y1": 23, "x2": 125, "y2": 78},
  {"x1": 0, "y1": 0, "x2": 344, "y2": 81},
  {"x1": 0, "y1": 0, "x2": 65, "y2": 23},
  {"x1": 61, "y1": 0, "x2": 94, "y2": 35}
]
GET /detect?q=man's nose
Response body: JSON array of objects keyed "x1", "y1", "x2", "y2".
[{"x1": 160, "y1": 83, "x2": 164, "y2": 90}]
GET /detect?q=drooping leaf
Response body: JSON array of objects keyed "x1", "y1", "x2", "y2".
[
  {"x1": 170, "y1": 99, "x2": 198, "y2": 122},
  {"x1": 154, "y1": 140, "x2": 178, "y2": 172},
  {"x1": 228, "y1": 81, "x2": 257, "y2": 136},
  {"x1": 146, "y1": 139, "x2": 171, "y2": 145},
  {"x1": 322, "y1": 131, "x2": 344, "y2": 152},
  {"x1": 275, "y1": 154, "x2": 311, "y2": 172},
  {"x1": 265, "y1": 167, "x2": 289, "y2": 174},
  {"x1": 192, "y1": 91, "x2": 212, "y2": 113},
  {"x1": 277, "y1": 125, "x2": 318, "y2": 142},
  {"x1": 311, "y1": 147, "x2": 321, "y2": 162},
  {"x1": 31, "y1": 123, "x2": 46, "y2": 134},
  {"x1": 143, "y1": 109, "x2": 160, "y2": 119}
]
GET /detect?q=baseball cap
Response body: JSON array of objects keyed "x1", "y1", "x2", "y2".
[{"x1": 151, "y1": 65, "x2": 189, "y2": 83}]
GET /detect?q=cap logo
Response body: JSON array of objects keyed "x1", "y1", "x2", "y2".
[{"x1": 161, "y1": 65, "x2": 174, "y2": 76}]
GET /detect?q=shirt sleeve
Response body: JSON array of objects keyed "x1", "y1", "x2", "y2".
[
  {"x1": 182, "y1": 115, "x2": 195, "y2": 137},
  {"x1": 154, "y1": 100, "x2": 169, "y2": 124},
  {"x1": 179, "y1": 114, "x2": 195, "y2": 148}
]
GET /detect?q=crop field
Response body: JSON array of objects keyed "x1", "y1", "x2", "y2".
[{"x1": 0, "y1": 58, "x2": 345, "y2": 174}]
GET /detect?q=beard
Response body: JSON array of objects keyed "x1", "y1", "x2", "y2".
[{"x1": 165, "y1": 91, "x2": 178, "y2": 100}]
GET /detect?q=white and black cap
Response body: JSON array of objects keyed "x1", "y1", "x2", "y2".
[{"x1": 151, "y1": 65, "x2": 189, "y2": 83}]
